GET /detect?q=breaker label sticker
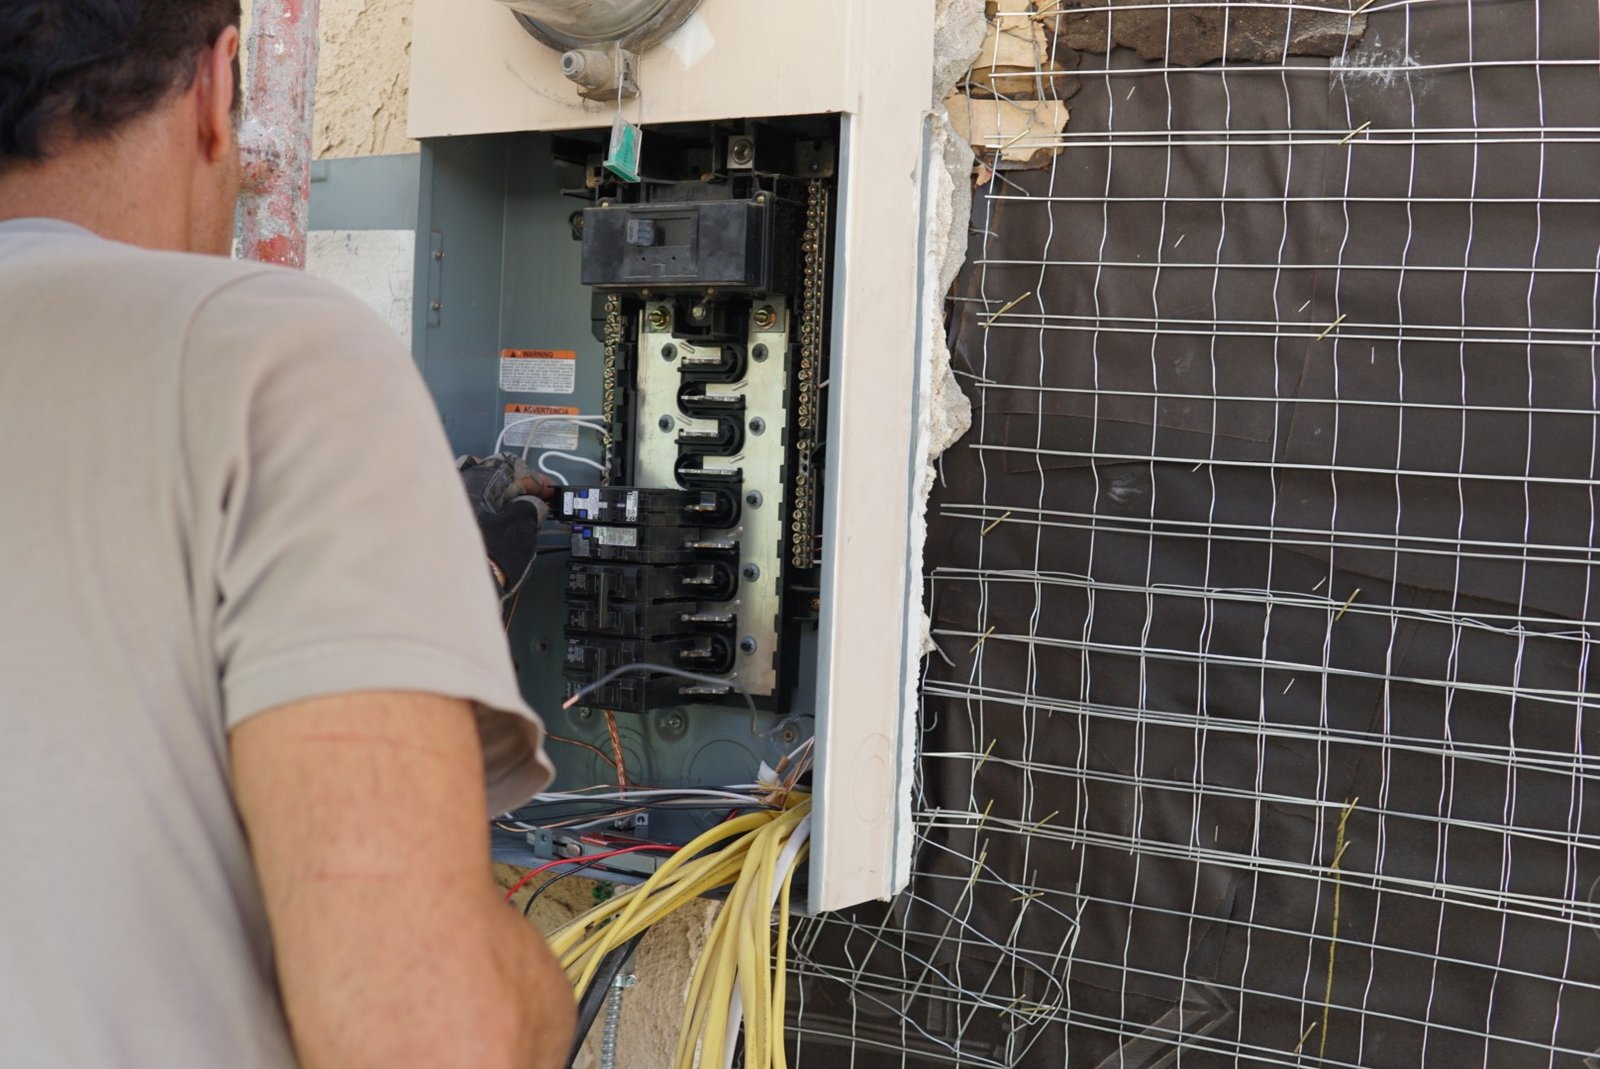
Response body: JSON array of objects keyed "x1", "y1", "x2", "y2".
[
  {"x1": 499, "y1": 349, "x2": 576, "y2": 395},
  {"x1": 595, "y1": 526, "x2": 638, "y2": 548},
  {"x1": 503, "y1": 404, "x2": 581, "y2": 451}
]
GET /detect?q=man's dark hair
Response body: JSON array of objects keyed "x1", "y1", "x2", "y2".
[{"x1": 0, "y1": 0, "x2": 242, "y2": 163}]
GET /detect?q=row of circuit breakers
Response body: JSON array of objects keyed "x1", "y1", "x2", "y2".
[{"x1": 552, "y1": 123, "x2": 836, "y2": 716}]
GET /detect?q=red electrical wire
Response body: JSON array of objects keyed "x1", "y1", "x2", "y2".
[{"x1": 502, "y1": 844, "x2": 679, "y2": 902}]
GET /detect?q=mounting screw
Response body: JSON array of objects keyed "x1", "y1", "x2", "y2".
[
  {"x1": 745, "y1": 490, "x2": 763, "y2": 509},
  {"x1": 781, "y1": 729, "x2": 798, "y2": 745},
  {"x1": 661, "y1": 343, "x2": 678, "y2": 361},
  {"x1": 647, "y1": 306, "x2": 671, "y2": 331},
  {"x1": 739, "y1": 636, "x2": 758, "y2": 655},
  {"x1": 658, "y1": 415, "x2": 675, "y2": 432},
  {"x1": 664, "y1": 714, "x2": 685, "y2": 732},
  {"x1": 729, "y1": 138, "x2": 755, "y2": 167},
  {"x1": 749, "y1": 417, "x2": 766, "y2": 436},
  {"x1": 752, "y1": 343, "x2": 769, "y2": 362},
  {"x1": 577, "y1": 708, "x2": 593, "y2": 720},
  {"x1": 690, "y1": 303, "x2": 709, "y2": 322},
  {"x1": 752, "y1": 305, "x2": 778, "y2": 331},
  {"x1": 430, "y1": 301, "x2": 442, "y2": 312},
  {"x1": 431, "y1": 248, "x2": 444, "y2": 261},
  {"x1": 742, "y1": 563, "x2": 761, "y2": 581}
]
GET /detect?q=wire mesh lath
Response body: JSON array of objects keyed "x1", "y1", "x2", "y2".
[{"x1": 788, "y1": 2, "x2": 1600, "y2": 1066}]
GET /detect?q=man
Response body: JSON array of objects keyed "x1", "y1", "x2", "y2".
[{"x1": 0, "y1": 2, "x2": 576, "y2": 1066}]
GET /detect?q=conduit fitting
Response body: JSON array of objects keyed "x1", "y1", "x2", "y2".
[{"x1": 561, "y1": 47, "x2": 639, "y2": 101}]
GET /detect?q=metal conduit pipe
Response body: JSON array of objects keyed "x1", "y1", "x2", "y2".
[
  {"x1": 491, "y1": 0, "x2": 704, "y2": 52},
  {"x1": 235, "y1": 0, "x2": 320, "y2": 268}
]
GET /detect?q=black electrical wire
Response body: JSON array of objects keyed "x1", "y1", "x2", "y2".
[
  {"x1": 521, "y1": 855, "x2": 622, "y2": 918},
  {"x1": 565, "y1": 933, "x2": 646, "y2": 1069}
]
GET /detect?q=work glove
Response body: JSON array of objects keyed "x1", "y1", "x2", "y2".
[{"x1": 457, "y1": 452, "x2": 555, "y2": 599}]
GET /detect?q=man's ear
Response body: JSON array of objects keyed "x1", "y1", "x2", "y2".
[{"x1": 196, "y1": 27, "x2": 241, "y2": 164}]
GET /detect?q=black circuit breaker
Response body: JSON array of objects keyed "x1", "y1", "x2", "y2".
[{"x1": 558, "y1": 487, "x2": 740, "y2": 714}]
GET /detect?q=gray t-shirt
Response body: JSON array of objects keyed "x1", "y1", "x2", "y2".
[{"x1": 0, "y1": 219, "x2": 553, "y2": 1067}]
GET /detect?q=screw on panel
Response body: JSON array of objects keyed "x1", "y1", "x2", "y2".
[
  {"x1": 742, "y1": 564, "x2": 761, "y2": 581},
  {"x1": 752, "y1": 343, "x2": 769, "y2": 362},
  {"x1": 745, "y1": 491, "x2": 763, "y2": 509},
  {"x1": 752, "y1": 305, "x2": 778, "y2": 330},
  {"x1": 661, "y1": 343, "x2": 678, "y2": 361},
  {"x1": 781, "y1": 729, "x2": 798, "y2": 745},
  {"x1": 729, "y1": 138, "x2": 754, "y2": 167},
  {"x1": 690, "y1": 303, "x2": 709, "y2": 322},
  {"x1": 577, "y1": 708, "x2": 593, "y2": 720},
  {"x1": 647, "y1": 306, "x2": 671, "y2": 331},
  {"x1": 749, "y1": 417, "x2": 766, "y2": 436},
  {"x1": 658, "y1": 415, "x2": 675, "y2": 432},
  {"x1": 664, "y1": 714, "x2": 685, "y2": 732},
  {"x1": 739, "y1": 636, "x2": 758, "y2": 655}
]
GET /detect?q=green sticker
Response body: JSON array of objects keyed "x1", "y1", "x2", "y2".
[{"x1": 605, "y1": 116, "x2": 642, "y2": 183}]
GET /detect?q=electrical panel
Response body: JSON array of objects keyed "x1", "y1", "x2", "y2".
[
  {"x1": 410, "y1": 0, "x2": 935, "y2": 911},
  {"x1": 557, "y1": 123, "x2": 834, "y2": 719},
  {"x1": 415, "y1": 119, "x2": 842, "y2": 887}
]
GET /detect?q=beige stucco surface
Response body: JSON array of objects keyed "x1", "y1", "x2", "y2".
[
  {"x1": 241, "y1": 0, "x2": 418, "y2": 159},
  {"x1": 313, "y1": 0, "x2": 418, "y2": 157}
]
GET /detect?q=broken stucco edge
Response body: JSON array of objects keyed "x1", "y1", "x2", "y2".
[{"x1": 894, "y1": 0, "x2": 987, "y2": 886}]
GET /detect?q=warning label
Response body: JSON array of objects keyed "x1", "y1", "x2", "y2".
[
  {"x1": 503, "y1": 403, "x2": 582, "y2": 451},
  {"x1": 500, "y1": 349, "x2": 576, "y2": 394}
]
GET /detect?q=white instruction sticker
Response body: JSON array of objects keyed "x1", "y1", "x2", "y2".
[
  {"x1": 503, "y1": 404, "x2": 581, "y2": 450},
  {"x1": 595, "y1": 526, "x2": 639, "y2": 548},
  {"x1": 500, "y1": 349, "x2": 577, "y2": 394}
]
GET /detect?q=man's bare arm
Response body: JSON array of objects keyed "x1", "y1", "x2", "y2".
[{"x1": 230, "y1": 692, "x2": 575, "y2": 1069}]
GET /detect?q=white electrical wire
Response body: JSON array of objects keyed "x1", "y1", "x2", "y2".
[
  {"x1": 537, "y1": 450, "x2": 608, "y2": 485},
  {"x1": 534, "y1": 788, "x2": 775, "y2": 805},
  {"x1": 491, "y1": 413, "x2": 610, "y2": 457},
  {"x1": 721, "y1": 815, "x2": 813, "y2": 1069}
]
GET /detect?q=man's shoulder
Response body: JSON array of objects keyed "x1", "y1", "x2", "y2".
[{"x1": 0, "y1": 219, "x2": 373, "y2": 325}]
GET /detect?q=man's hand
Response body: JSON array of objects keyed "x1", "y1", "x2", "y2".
[{"x1": 458, "y1": 453, "x2": 557, "y2": 596}]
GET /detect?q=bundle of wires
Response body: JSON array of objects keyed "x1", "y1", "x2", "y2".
[{"x1": 547, "y1": 794, "x2": 813, "y2": 1069}]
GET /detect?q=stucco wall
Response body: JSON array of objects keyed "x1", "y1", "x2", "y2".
[
  {"x1": 313, "y1": 0, "x2": 417, "y2": 157},
  {"x1": 240, "y1": 0, "x2": 417, "y2": 159}
]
